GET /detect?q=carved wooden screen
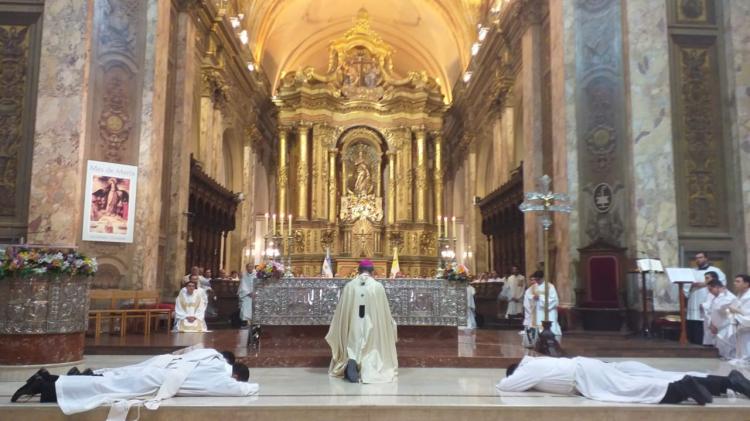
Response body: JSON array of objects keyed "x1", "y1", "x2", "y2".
[{"x1": 479, "y1": 166, "x2": 525, "y2": 276}]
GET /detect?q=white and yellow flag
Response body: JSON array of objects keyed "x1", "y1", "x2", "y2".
[
  {"x1": 322, "y1": 247, "x2": 334, "y2": 278},
  {"x1": 389, "y1": 247, "x2": 400, "y2": 278}
]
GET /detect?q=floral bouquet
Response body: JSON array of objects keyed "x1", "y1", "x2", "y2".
[
  {"x1": 439, "y1": 263, "x2": 471, "y2": 283},
  {"x1": 0, "y1": 247, "x2": 98, "y2": 280},
  {"x1": 255, "y1": 260, "x2": 285, "y2": 281}
]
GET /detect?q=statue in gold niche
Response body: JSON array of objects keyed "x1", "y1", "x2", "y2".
[{"x1": 352, "y1": 150, "x2": 374, "y2": 196}]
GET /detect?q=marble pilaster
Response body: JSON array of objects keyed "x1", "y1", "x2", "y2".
[
  {"x1": 27, "y1": 0, "x2": 93, "y2": 246},
  {"x1": 129, "y1": 0, "x2": 172, "y2": 290},
  {"x1": 725, "y1": 0, "x2": 750, "y2": 272},
  {"x1": 549, "y1": 0, "x2": 578, "y2": 306}
]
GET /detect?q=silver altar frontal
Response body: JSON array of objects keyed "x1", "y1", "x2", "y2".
[{"x1": 254, "y1": 278, "x2": 467, "y2": 326}]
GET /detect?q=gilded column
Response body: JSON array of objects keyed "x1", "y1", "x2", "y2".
[
  {"x1": 277, "y1": 127, "x2": 289, "y2": 218},
  {"x1": 432, "y1": 132, "x2": 444, "y2": 222},
  {"x1": 296, "y1": 123, "x2": 310, "y2": 220},
  {"x1": 387, "y1": 151, "x2": 396, "y2": 225},
  {"x1": 414, "y1": 127, "x2": 427, "y2": 222},
  {"x1": 328, "y1": 149, "x2": 338, "y2": 223}
]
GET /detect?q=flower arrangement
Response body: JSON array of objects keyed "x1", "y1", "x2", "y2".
[
  {"x1": 439, "y1": 263, "x2": 471, "y2": 283},
  {"x1": 255, "y1": 261, "x2": 285, "y2": 281},
  {"x1": 0, "y1": 247, "x2": 98, "y2": 280}
]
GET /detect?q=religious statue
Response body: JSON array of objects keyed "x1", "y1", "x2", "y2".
[{"x1": 352, "y1": 150, "x2": 373, "y2": 196}]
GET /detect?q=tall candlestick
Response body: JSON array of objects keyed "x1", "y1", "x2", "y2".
[
  {"x1": 272, "y1": 214, "x2": 277, "y2": 235},
  {"x1": 443, "y1": 217, "x2": 448, "y2": 238},
  {"x1": 280, "y1": 213, "x2": 284, "y2": 237},
  {"x1": 437, "y1": 215, "x2": 442, "y2": 238},
  {"x1": 264, "y1": 213, "x2": 269, "y2": 236},
  {"x1": 452, "y1": 216, "x2": 457, "y2": 240},
  {"x1": 288, "y1": 214, "x2": 293, "y2": 236}
]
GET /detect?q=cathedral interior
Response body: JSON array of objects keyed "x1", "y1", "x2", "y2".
[{"x1": 1, "y1": 0, "x2": 750, "y2": 324}]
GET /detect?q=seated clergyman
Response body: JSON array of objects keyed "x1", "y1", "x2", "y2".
[
  {"x1": 174, "y1": 277, "x2": 208, "y2": 332},
  {"x1": 497, "y1": 355, "x2": 750, "y2": 405},
  {"x1": 11, "y1": 348, "x2": 258, "y2": 419}
]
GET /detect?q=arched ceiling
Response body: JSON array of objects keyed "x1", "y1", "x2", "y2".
[{"x1": 240, "y1": 0, "x2": 484, "y2": 102}]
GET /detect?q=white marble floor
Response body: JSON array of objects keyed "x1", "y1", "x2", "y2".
[{"x1": 2, "y1": 355, "x2": 750, "y2": 409}]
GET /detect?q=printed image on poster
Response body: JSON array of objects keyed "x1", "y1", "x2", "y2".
[{"x1": 82, "y1": 160, "x2": 138, "y2": 243}]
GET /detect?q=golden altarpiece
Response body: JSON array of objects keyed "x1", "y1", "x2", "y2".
[{"x1": 274, "y1": 10, "x2": 446, "y2": 277}]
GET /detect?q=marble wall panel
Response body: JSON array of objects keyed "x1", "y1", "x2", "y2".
[
  {"x1": 27, "y1": 0, "x2": 92, "y2": 246},
  {"x1": 624, "y1": 0, "x2": 679, "y2": 310}
]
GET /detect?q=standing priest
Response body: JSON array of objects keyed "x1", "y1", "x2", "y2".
[{"x1": 325, "y1": 259, "x2": 398, "y2": 383}]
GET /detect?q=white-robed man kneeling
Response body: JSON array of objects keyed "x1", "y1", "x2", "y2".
[
  {"x1": 705, "y1": 276, "x2": 736, "y2": 359},
  {"x1": 11, "y1": 348, "x2": 259, "y2": 420},
  {"x1": 174, "y1": 277, "x2": 208, "y2": 332},
  {"x1": 326, "y1": 259, "x2": 398, "y2": 384},
  {"x1": 729, "y1": 274, "x2": 750, "y2": 365},
  {"x1": 497, "y1": 355, "x2": 750, "y2": 405}
]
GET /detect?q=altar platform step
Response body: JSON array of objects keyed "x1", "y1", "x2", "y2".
[{"x1": 3, "y1": 364, "x2": 749, "y2": 421}]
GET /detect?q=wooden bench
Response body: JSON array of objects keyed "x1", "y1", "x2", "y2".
[{"x1": 88, "y1": 289, "x2": 173, "y2": 338}]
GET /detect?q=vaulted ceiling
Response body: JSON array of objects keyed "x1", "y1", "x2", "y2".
[{"x1": 239, "y1": 0, "x2": 486, "y2": 102}]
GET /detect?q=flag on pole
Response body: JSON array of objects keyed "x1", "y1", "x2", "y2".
[
  {"x1": 322, "y1": 247, "x2": 334, "y2": 278},
  {"x1": 390, "y1": 247, "x2": 400, "y2": 279}
]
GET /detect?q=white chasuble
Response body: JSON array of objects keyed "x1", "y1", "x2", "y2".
[{"x1": 174, "y1": 288, "x2": 208, "y2": 332}]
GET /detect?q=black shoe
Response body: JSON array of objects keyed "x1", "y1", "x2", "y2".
[
  {"x1": 345, "y1": 359, "x2": 359, "y2": 383},
  {"x1": 24, "y1": 368, "x2": 50, "y2": 384},
  {"x1": 67, "y1": 367, "x2": 81, "y2": 376},
  {"x1": 81, "y1": 368, "x2": 95, "y2": 376},
  {"x1": 728, "y1": 370, "x2": 750, "y2": 399},
  {"x1": 682, "y1": 376, "x2": 713, "y2": 405},
  {"x1": 11, "y1": 376, "x2": 45, "y2": 403}
]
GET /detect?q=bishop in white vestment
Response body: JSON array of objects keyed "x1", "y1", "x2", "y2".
[
  {"x1": 174, "y1": 278, "x2": 208, "y2": 332},
  {"x1": 238, "y1": 264, "x2": 256, "y2": 323},
  {"x1": 325, "y1": 259, "x2": 398, "y2": 383}
]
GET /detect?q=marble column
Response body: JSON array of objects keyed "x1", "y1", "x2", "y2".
[
  {"x1": 296, "y1": 124, "x2": 310, "y2": 221},
  {"x1": 129, "y1": 0, "x2": 172, "y2": 290},
  {"x1": 549, "y1": 0, "x2": 578, "y2": 306},
  {"x1": 328, "y1": 148, "x2": 338, "y2": 223},
  {"x1": 27, "y1": 0, "x2": 93, "y2": 245},
  {"x1": 520, "y1": 13, "x2": 544, "y2": 276},
  {"x1": 277, "y1": 127, "x2": 289, "y2": 219},
  {"x1": 432, "y1": 132, "x2": 444, "y2": 223},
  {"x1": 387, "y1": 151, "x2": 396, "y2": 225},
  {"x1": 414, "y1": 127, "x2": 427, "y2": 222},
  {"x1": 725, "y1": 0, "x2": 750, "y2": 272}
]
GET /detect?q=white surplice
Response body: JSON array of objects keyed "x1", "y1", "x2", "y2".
[
  {"x1": 523, "y1": 281, "x2": 561, "y2": 337},
  {"x1": 497, "y1": 356, "x2": 690, "y2": 403},
  {"x1": 501, "y1": 274, "x2": 525, "y2": 316},
  {"x1": 238, "y1": 271, "x2": 255, "y2": 322},
  {"x1": 706, "y1": 289, "x2": 737, "y2": 358},
  {"x1": 466, "y1": 285, "x2": 477, "y2": 329},
  {"x1": 173, "y1": 287, "x2": 208, "y2": 332},
  {"x1": 57, "y1": 348, "x2": 258, "y2": 419},
  {"x1": 684, "y1": 265, "x2": 726, "y2": 345},
  {"x1": 732, "y1": 289, "x2": 750, "y2": 362},
  {"x1": 325, "y1": 273, "x2": 398, "y2": 383}
]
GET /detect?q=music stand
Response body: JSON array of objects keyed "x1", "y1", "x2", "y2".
[
  {"x1": 636, "y1": 258, "x2": 663, "y2": 338},
  {"x1": 665, "y1": 267, "x2": 698, "y2": 346}
]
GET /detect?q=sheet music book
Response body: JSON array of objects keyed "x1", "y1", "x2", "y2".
[
  {"x1": 636, "y1": 258, "x2": 664, "y2": 272},
  {"x1": 665, "y1": 267, "x2": 700, "y2": 284}
]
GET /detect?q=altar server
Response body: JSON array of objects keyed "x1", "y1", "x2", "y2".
[
  {"x1": 326, "y1": 259, "x2": 398, "y2": 383},
  {"x1": 497, "y1": 355, "x2": 750, "y2": 405},
  {"x1": 174, "y1": 278, "x2": 208, "y2": 332},
  {"x1": 705, "y1": 277, "x2": 737, "y2": 359},
  {"x1": 500, "y1": 265, "x2": 525, "y2": 318},
  {"x1": 729, "y1": 274, "x2": 750, "y2": 364},
  {"x1": 523, "y1": 271, "x2": 561, "y2": 341},
  {"x1": 11, "y1": 348, "x2": 258, "y2": 420},
  {"x1": 685, "y1": 252, "x2": 726, "y2": 345},
  {"x1": 238, "y1": 263, "x2": 256, "y2": 325}
]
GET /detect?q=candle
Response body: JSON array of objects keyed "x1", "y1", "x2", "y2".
[
  {"x1": 452, "y1": 216, "x2": 456, "y2": 240},
  {"x1": 443, "y1": 217, "x2": 448, "y2": 238},
  {"x1": 280, "y1": 213, "x2": 284, "y2": 237},
  {"x1": 272, "y1": 213, "x2": 277, "y2": 235},
  {"x1": 288, "y1": 214, "x2": 293, "y2": 237},
  {"x1": 437, "y1": 215, "x2": 441, "y2": 238},
  {"x1": 264, "y1": 213, "x2": 269, "y2": 235}
]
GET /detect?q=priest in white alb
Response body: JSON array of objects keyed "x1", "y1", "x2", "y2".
[
  {"x1": 729, "y1": 274, "x2": 750, "y2": 365},
  {"x1": 11, "y1": 348, "x2": 259, "y2": 420},
  {"x1": 325, "y1": 259, "x2": 398, "y2": 383},
  {"x1": 238, "y1": 263, "x2": 256, "y2": 326},
  {"x1": 705, "y1": 276, "x2": 736, "y2": 359},
  {"x1": 500, "y1": 265, "x2": 525, "y2": 318},
  {"x1": 685, "y1": 252, "x2": 726, "y2": 345},
  {"x1": 174, "y1": 277, "x2": 208, "y2": 332},
  {"x1": 523, "y1": 270, "x2": 562, "y2": 342}
]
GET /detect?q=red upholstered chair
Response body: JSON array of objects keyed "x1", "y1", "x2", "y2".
[{"x1": 576, "y1": 240, "x2": 628, "y2": 331}]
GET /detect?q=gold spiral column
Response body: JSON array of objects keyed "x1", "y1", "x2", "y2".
[
  {"x1": 387, "y1": 151, "x2": 396, "y2": 225},
  {"x1": 328, "y1": 148, "x2": 338, "y2": 223},
  {"x1": 296, "y1": 124, "x2": 310, "y2": 220},
  {"x1": 432, "y1": 132, "x2": 443, "y2": 222},
  {"x1": 277, "y1": 127, "x2": 289, "y2": 218},
  {"x1": 414, "y1": 127, "x2": 427, "y2": 222}
]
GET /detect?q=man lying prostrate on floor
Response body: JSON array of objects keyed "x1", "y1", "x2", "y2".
[
  {"x1": 497, "y1": 355, "x2": 750, "y2": 405},
  {"x1": 11, "y1": 348, "x2": 258, "y2": 421}
]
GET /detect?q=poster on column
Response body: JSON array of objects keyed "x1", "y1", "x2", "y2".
[{"x1": 82, "y1": 160, "x2": 138, "y2": 243}]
